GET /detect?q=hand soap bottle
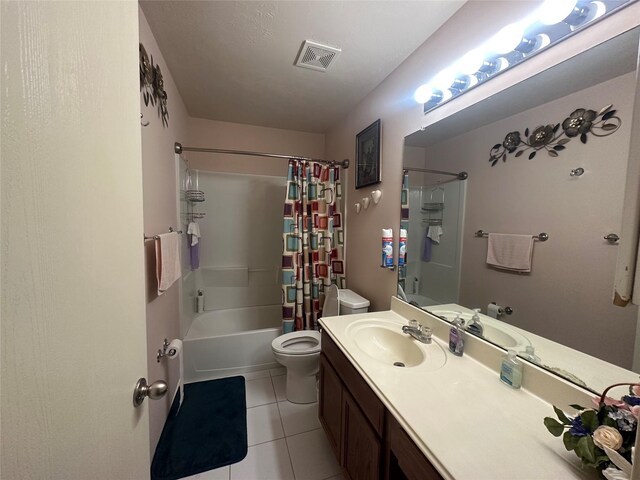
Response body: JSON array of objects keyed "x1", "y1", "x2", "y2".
[
  {"x1": 500, "y1": 350, "x2": 523, "y2": 389},
  {"x1": 466, "y1": 308, "x2": 483, "y2": 336},
  {"x1": 448, "y1": 314, "x2": 465, "y2": 356}
]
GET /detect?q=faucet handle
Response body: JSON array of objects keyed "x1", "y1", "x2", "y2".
[
  {"x1": 409, "y1": 319, "x2": 419, "y2": 328},
  {"x1": 419, "y1": 325, "x2": 432, "y2": 343}
]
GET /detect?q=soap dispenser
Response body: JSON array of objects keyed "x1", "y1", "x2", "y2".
[
  {"x1": 500, "y1": 350, "x2": 523, "y2": 389},
  {"x1": 520, "y1": 345, "x2": 541, "y2": 365},
  {"x1": 466, "y1": 308, "x2": 484, "y2": 336},
  {"x1": 448, "y1": 314, "x2": 465, "y2": 356}
]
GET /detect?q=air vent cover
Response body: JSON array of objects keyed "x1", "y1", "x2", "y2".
[{"x1": 295, "y1": 40, "x2": 341, "y2": 72}]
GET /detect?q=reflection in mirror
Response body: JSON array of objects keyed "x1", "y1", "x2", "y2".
[{"x1": 398, "y1": 27, "x2": 640, "y2": 394}]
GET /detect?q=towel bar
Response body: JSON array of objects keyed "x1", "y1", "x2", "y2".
[
  {"x1": 475, "y1": 230, "x2": 549, "y2": 242},
  {"x1": 144, "y1": 227, "x2": 183, "y2": 241}
]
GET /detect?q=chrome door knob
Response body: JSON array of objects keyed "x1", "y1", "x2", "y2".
[{"x1": 133, "y1": 377, "x2": 168, "y2": 408}]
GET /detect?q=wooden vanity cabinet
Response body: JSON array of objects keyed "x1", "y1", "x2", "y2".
[{"x1": 319, "y1": 331, "x2": 443, "y2": 480}]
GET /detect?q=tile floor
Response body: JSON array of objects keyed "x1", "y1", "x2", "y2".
[{"x1": 181, "y1": 368, "x2": 343, "y2": 480}]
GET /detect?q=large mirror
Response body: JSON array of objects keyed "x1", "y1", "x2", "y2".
[{"x1": 398, "y1": 27, "x2": 640, "y2": 394}]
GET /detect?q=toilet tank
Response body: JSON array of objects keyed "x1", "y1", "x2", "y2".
[{"x1": 339, "y1": 289, "x2": 370, "y2": 315}]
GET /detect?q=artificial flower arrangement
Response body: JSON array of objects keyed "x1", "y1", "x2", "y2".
[{"x1": 544, "y1": 382, "x2": 640, "y2": 475}]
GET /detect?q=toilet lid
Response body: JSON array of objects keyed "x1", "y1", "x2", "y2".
[
  {"x1": 322, "y1": 284, "x2": 340, "y2": 318},
  {"x1": 272, "y1": 330, "x2": 321, "y2": 355}
]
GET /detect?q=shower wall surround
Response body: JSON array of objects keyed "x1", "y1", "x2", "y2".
[{"x1": 180, "y1": 171, "x2": 287, "y2": 334}]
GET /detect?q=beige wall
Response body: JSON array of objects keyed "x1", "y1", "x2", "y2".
[
  {"x1": 139, "y1": 7, "x2": 189, "y2": 457},
  {"x1": 421, "y1": 72, "x2": 638, "y2": 368},
  {"x1": 325, "y1": 1, "x2": 640, "y2": 312},
  {"x1": 186, "y1": 117, "x2": 325, "y2": 176},
  {"x1": 325, "y1": 1, "x2": 539, "y2": 311}
]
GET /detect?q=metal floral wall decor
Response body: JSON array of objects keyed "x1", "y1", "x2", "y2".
[
  {"x1": 139, "y1": 43, "x2": 169, "y2": 127},
  {"x1": 489, "y1": 105, "x2": 621, "y2": 167}
]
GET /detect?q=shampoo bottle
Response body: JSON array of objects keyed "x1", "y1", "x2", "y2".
[
  {"x1": 448, "y1": 314, "x2": 465, "y2": 356},
  {"x1": 196, "y1": 290, "x2": 204, "y2": 313},
  {"x1": 500, "y1": 350, "x2": 523, "y2": 389}
]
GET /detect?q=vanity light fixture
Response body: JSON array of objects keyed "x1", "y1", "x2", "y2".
[{"x1": 414, "y1": 0, "x2": 633, "y2": 113}]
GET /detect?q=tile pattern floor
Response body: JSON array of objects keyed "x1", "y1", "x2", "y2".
[{"x1": 180, "y1": 368, "x2": 343, "y2": 480}]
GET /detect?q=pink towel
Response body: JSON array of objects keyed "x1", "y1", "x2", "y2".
[
  {"x1": 155, "y1": 232, "x2": 182, "y2": 295},
  {"x1": 486, "y1": 233, "x2": 534, "y2": 272}
]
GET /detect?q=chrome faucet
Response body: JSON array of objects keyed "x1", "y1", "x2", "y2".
[{"x1": 402, "y1": 321, "x2": 432, "y2": 344}]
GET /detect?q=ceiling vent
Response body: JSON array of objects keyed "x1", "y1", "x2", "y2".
[{"x1": 295, "y1": 40, "x2": 341, "y2": 72}]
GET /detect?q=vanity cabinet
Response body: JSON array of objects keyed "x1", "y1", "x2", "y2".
[{"x1": 319, "y1": 331, "x2": 442, "y2": 480}]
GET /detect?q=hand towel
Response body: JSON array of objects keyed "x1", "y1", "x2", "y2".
[
  {"x1": 422, "y1": 231, "x2": 432, "y2": 262},
  {"x1": 187, "y1": 222, "x2": 201, "y2": 270},
  {"x1": 187, "y1": 222, "x2": 201, "y2": 246},
  {"x1": 190, "y1": 243, "x2": 200, "y2": 271},
  {"x1": 156, "y1": 232, "x2": 182, "y2": 295},
  {"x1": 427, "y1": 225, "x2": 443, "y2": 244},
  {"x1": 486, "y1": 233, "x2": 534, "y2": 272}
]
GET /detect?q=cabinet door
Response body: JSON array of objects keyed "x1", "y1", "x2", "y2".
[
  {"x1": 343, "y1": 389, "x2": 381, "y2": 480},
  {"x1": 319, "y1": 353, "x2": 342, "y2": 460},
  {"x1": 386, "y1": 414, "x2": 443, "y2": 480}
]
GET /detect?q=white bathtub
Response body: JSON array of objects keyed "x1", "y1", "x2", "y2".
[{"x1": 183, "y1": 305, "x2": 282, "y2": 383}]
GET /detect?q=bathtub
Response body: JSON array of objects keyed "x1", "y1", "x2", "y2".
[{"x1": 183, "y1": 304, "x2": 282, "y2": 383}]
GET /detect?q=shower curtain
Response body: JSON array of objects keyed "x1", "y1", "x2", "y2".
[
  {"x1": 281, "y1": 159, "x2": 345, "y2": 333},
  {"x1": 398, "y1": 170, "x2": 410, "y2": 291}
]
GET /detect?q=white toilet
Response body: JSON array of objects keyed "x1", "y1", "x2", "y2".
[{"x1": 271, "y1": 286, "x2": 370, "y2": 403}]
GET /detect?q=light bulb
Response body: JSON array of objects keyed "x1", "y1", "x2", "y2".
[
  {"x1": 414, "y1": 84, "x2": 435, "y2": 104},
  {"x1": 455, "y1": 49, "x2": 485, "y2": 76},
  {"x1": 432, "y1": 69, "x2": 455, "y2": 92},
  {"x1": 537, "y1": 0, "x2": 578, "y2": 25},
  {"x1": 488, "y1": 22, "x2": 527, "y2": 55}
]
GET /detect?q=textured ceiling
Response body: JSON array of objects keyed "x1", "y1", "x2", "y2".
[{"x1": 139, "y1": 1, "x2": 464, "y2": 133}]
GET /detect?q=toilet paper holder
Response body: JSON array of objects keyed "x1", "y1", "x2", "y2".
[
  {"x1": 490, "y1": 302, "x2": 513, "y2": 317},
  {"x1": 157, "y1": 338, "x2": 178, "y2": 363}
]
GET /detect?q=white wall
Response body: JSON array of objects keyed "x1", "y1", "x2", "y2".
[
  {"x1": 184, "y1": 172, "x2": 286, "y2": 327},
  {"x1": 420, "y1": 72, "x2": 638, "y2": 368}
]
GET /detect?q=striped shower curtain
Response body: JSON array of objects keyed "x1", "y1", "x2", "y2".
[{"x1": 281, "y1": 160, "x2": 346, "y2": 333}]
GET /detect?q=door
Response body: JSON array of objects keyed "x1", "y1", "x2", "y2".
[{"x1": 1, "y1": 2, "x2": 150, "y2": 479}]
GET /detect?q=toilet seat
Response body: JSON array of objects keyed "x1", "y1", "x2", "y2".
[{"x1": 271, "y1": 330, "x2": 321, "y2": 355}]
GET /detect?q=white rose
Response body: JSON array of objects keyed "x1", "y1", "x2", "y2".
[{"x1": 592, "y1": 425, "x2": 623, "y2": 450}]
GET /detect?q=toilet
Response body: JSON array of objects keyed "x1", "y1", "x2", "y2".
[{"x1": 271, "y1": 286, "x2": 370, "y2": 403}]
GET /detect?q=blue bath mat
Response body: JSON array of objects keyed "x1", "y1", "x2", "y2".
[{"x1": 151, "y1": 376, "x2": 248, "y2": 480}]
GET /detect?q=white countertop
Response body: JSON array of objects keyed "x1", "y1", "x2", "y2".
[{"x1": 319, "y1": 305, "x2": 599, "y2": 480}]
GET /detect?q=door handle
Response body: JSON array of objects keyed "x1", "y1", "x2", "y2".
[{"x1": 133, "y1": 377, "x2": 168, "y2": 408}]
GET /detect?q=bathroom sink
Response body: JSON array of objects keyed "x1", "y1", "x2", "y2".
[
  {"x1": 345, "y1": 319, "x2": 446, "y2": 369},
  {"x1": 428, "y1": 309, "x2": 531, "y2": 349}
]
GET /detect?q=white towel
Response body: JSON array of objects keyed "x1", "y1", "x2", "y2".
[
  {"x1": 187, "y1": 222, "x2": 201, "y2": 246},
  {"x1": 486, "y1": 233, "x2": 534, "y2": 272},
  {"x1": 427, "y1": 225, "x2": 443, "y2": 244},
  {"x1": 155, "y1": 232, "x2": 182, "y2": 295}
]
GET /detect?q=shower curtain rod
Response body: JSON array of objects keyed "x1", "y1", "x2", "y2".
[
  {"x1": 404, "y1": 166, "x2": 468, "y2": 180},
  {"x1": 175, "y1": 142, "x2": 350, "y2": 169}
]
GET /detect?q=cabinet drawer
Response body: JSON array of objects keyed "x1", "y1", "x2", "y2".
[{"x1": 321, "y1": 331, "x2": 385, "y2": 435}]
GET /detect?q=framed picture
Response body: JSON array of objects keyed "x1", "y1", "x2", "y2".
[{"x1": 355, "y1": 119, "x2": 381, "y2": 189}]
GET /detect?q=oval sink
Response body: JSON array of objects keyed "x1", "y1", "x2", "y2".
[{"x1": 346, "y1": 319, "x2": 446, "y2": 370}]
